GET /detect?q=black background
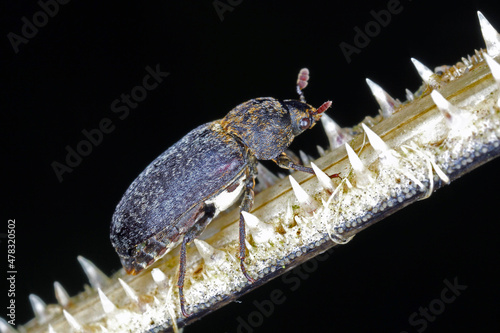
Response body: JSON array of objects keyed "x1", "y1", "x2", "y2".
[{"x1": 3, "y1": 0, "x2": 500, "y2": 332}]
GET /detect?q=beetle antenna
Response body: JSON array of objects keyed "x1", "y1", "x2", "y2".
[
  {"x1": 312, "y1": 100, "x2": 332, "y2": 117},
  {"x1": 296, "y1": 68, "x2": 310, "y2": 103}
]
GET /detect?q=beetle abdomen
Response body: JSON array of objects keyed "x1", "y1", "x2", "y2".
[{"x1": 110, "y1": 121, "x2": 248, "y2": 273}]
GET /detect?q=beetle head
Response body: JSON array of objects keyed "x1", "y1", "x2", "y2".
[{"x1": 282, "y1": 99, "x2": 332, "y2": 136}]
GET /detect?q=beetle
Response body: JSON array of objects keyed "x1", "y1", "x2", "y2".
[{"x1": 110, "y1": 68, "x2": 332, "y2": 317}]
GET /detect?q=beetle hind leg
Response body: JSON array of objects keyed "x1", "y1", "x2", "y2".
[
  {"x1": 238, "y1": 160, "x2": 258, "y2": 283},
  {"x1": 177, "y1": 204, "x2": 215, "y2": 317}
]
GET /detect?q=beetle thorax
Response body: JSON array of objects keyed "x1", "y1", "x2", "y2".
[{"x1": 221, "y1": 98, "x2": 295, "y2": 160}]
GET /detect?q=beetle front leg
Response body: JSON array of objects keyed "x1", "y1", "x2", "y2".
[
  {"x1": 273, "y1": 152, "x2": 340, "y2": 178},
  {"x1": 273, "y1": 152, "x2": 315, "y2": 174},
  {"x1": 238, "y1": 161, "x2": 257, "y2": 283}
]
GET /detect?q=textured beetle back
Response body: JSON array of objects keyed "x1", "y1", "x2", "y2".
[
  {"x1": 110, "y1": 122, "x2": 248, "y2": 269},
  {"x1": 221, "y1": 98, "x2": 295, "y2": 160}
]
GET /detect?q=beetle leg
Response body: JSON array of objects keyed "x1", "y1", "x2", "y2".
[
  {"x1": 273, "y1": 152, "x2": 340, "y2": 178},
  {"x1": 178, "y1": 236, "x2": 191, "y2": 317},
  {"x1": 177, "y1": 204, "x2": 215, "y2": 317},
  {"x1": 239, "y1": 160, "x2": 258, "y2": 283},
  {"x1": 273, "y1": 152, "x2": 315, "y2": 174}
]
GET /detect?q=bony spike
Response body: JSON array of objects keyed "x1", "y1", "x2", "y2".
[
  {"x1": 28, "y1": 294, "x2": 47, "y2": 324},
  {"x1": 484, "y1": 53, "x2": 500, "y2": 108},
  {"x1": 0, "y1": 318, "x2": 18, "y2": 333},
  {"x1": 241, "y1": 211, "x2": 276, "y2": 244},
  {"x1": 310, "y1": 162, "x2": 335, "y2": 192},
  {"x1": 345, "y1": 143, "x2": 374, "y2": 187},
  {"x1": 54, "y1": 281, "x2": 71, "y2": 308},
  {"x1": 361, "y1": 123, "x2": 389, "y2": 154},
  {"x1": 430, "y1": 90, "x2": 471, "y2": 132},
  {"x1": 151, "y1": 268, "x2": 169, "y2": 290},
  {"x1": 63, "y1": 310, "x2": 83, "y2": 331},
  {"x1": 365, "y1": 78, "x2": 400, "y2": 118},
  {"x1": 194, "y1": 239, "x2": 227, "y2": 265},
  {"x1": 405, "y1": 88, "x2": 414, "y2": 101},
  {"x1": 411, "y1": 57, "x2": 441, "y2": 88},
  {"x1": 97, "y1": 288, "x2": 117, "y2": 314},
  {"x1": 118, "y1": 278, "x2": 139, "y2": 303},
  {"x1": 478, "y1": 11, "x2": 500, "y2": 58},
  {"x1": 77, "y1": 256, "x2": 111, "y2": 290},
  {"x1": 320, "y1": 113, "x2": 352, "y2": 150},
  {"x1": 289, "y1": 175, "x2": 318, "y2": 214}
]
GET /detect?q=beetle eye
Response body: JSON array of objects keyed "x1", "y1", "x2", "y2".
[{"x1": 299, "y1": 117, "x2": 311, "y2": 130}]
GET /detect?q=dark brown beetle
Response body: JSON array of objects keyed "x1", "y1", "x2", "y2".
[{"x1": 110, "y1": 68, "x2": 331, "y2": 317}]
